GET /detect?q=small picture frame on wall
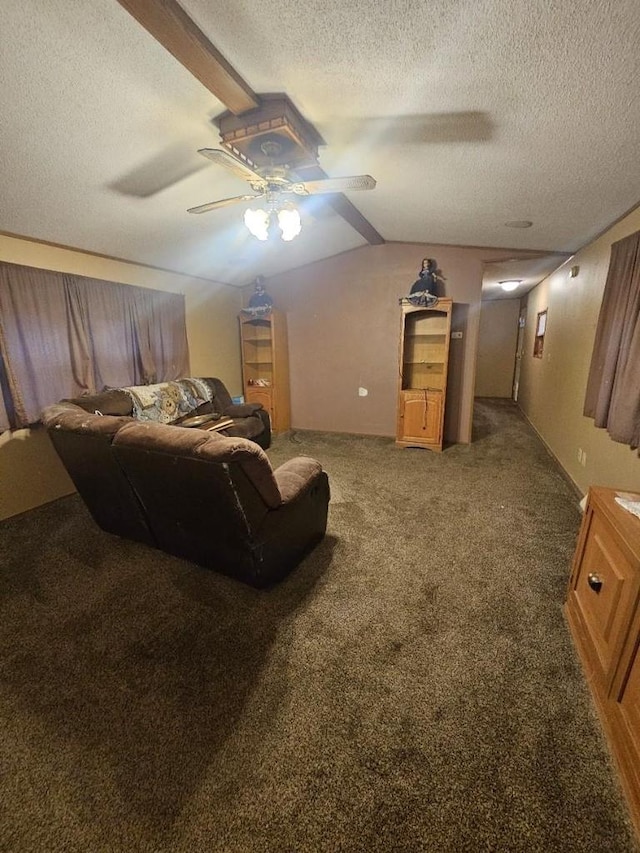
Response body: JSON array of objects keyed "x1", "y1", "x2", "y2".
[{"x1": 534, "y1": 309, "x2": 547, "y2": 358}]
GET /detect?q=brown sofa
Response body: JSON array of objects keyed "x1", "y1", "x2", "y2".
[
  {"x1": 60, "y1": 377, "x2": 271, "y2": 449},
  {"x1": 41, "y1": 402, "x2": 329, "y2": 587}
]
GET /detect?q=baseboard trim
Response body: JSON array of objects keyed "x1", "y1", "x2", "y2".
[{"x1": 517, "y1": 405, "x2": 584, "y2": 501}]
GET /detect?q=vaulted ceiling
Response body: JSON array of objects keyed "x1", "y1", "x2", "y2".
[{"x1": 1, "y1": 0, "x2": 639, "y2": 290}]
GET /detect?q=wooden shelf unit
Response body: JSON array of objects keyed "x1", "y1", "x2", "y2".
[
  {"x1": 239, "y1": 309, "x2": 290, "y2": 433},
  {"x1": 396, "y1": 299, "x2": 452, "y2": 451}
]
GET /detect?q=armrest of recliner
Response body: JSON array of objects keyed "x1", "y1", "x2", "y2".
[
  {"x1": 274, "y1": 457, "x2": 324, "y2": 505},
  {"x1": 253, "y1": 406, "x2": 270, "y2": 430},
  {"x1": 223, "y1": 403, "x2": 262, "y2": 417}
]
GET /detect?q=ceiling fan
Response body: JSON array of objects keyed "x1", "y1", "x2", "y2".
[
  {"x1": 187, "y1": 141, "x2": 376, "y2": 216},
  {"x1": 115, "y1": 1, "x2": 384, "y2": 245}
]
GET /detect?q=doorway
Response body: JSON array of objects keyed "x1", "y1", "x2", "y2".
[{"x1": 512, "y1": 305, "x2": 527, "y2": 401}]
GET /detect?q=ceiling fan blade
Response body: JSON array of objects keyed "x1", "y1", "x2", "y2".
[
  {"x1": 294, "y1": 175, "x2": 376, "y2": 195},
  {"x1": 294, "y1": 164, "x2": 384, "y2": 244},
  {"x1": 187, "y1": 194, "x2": 260, "y2": 214},
  {"x1": 197, "y1": 148, "x2": 264, "y2": 183}
]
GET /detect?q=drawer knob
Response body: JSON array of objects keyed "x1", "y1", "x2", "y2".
[{"x1": 587, "y1": 573, "x2": 603, "y2": 592}]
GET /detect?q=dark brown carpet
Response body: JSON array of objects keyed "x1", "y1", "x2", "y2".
[{"x1": 1, "y1": 399, "x2": 638, "y2": 852}]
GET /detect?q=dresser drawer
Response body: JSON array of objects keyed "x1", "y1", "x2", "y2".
[
  {"x1": 571, "y1": 511, "x2": 640, "y2": 687},
  {"x1": 603, "y1": 594, "x2": 640, "y2": 832}
]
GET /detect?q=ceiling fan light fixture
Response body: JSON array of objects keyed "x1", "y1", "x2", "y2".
[
  {"x1": 499, "y1": 279, "x2": 522, "y2": 292},
  {"x1": 244, "y1": 204, "x2": 302, "y2": 242},
  {"x1": 277, "y1": 206, "x2": 302, "y2": 241},
  {"x1": 244, "y1": 207, "x2": 270, "y2": 241}
]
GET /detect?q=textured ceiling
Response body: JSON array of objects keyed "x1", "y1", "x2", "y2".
[{"x1": 1, "y1": 0, "x2": 639, "y2": 289}]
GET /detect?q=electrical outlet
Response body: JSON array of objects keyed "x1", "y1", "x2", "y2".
[
  {"x1": 581, "y1": 451, "x2": 587, "y2": 467},
  {"x1": 577, "y1": 448, "x2": 583, "y2": 464},
  {"x1": 451, "y1": 331, "x2": 463, "y2": 339}
]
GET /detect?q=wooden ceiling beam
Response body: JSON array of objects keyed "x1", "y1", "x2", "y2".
[
  {"x1": 116, "y1": 0, "x2": 259, "y2": 114},
  {"x1": 324, "y1": 193, "x2": 385, "y2": 245}
]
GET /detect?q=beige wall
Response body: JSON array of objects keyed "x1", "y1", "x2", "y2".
[
  {"x1": 475, "y1": 299, "x2": 520, "y2": 398},
  {"x1": 256, "y1": 242, "x2": 538, "y2": 442},
  {"x1": 9, "y1": 214, "x2": 636, "y2": 519},
  {"x1": 0, "y1": 234, "x2": 242, "y2": 520},
  {"x1": 518, "y1": 208, "x2": 640, "y2": 495}
]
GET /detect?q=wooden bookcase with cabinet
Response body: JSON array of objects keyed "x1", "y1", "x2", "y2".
[
  {"x1": 396, "y1": 298, "x2": 453, "y2": 451},
  {"x1": 565, "y1": 486, "x2": 640, "y2": 838},
  {"x1": 239, "y1": 309, "x2": 290, "y2": 433}
]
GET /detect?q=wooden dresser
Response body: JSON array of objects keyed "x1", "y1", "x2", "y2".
[{"x1": 565, "y1": 486, "x2": 640, "y2": 835}]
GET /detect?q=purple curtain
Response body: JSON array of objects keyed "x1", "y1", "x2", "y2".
[
  {"x1": 136, "y1": 287, "x2": 189, "y2": 382},
  {"x1": 583, "y1": 230, "x2": 640, "y2": 450},
  {"x1": 78, "y1": 277, "x2": 150, "y2": 390},
  {"x1": 0, "y1": 262, "x2": 190, "y2": 431}
]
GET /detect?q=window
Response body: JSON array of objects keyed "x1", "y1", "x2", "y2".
[
  {"x1": 0, "y1": 261, "x2": 189, "y2": 431},
  {"x1": 533, "y1": 309, "x2": 547, "y2": 359}
]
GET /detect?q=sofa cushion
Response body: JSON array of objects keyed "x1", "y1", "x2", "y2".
[
  {"x1": 200, "y1": 377, "x2": 233, "y2": 412},
  {"x1": 223, "y1": 403, "x2": 262, "y2": 418},
  {"x1": 222, "y1": 416, "x2": 265, "y2": 441},
  {"x1": 170, "y1": 400, "x2": 215, "y2": 424},
  {"x1": 61, "y1": 389, "x2": 133, "y2": 417}
]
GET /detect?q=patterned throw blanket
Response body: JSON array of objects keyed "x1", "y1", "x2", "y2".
[{"x1": 122, "y1": 378, "x2": 212, "y2": 424}]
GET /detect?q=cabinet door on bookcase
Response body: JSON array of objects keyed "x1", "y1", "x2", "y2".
[
  {"x1": 245, "y1": 386, "x2": 272, "y2": 419},
  {"x1": 398, "y1": 390, "x2": 443, "y2": 446}
]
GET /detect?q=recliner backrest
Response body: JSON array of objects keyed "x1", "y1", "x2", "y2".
[
  {"x1": 200, "y1": 377, "x2": 233, "y2": 413},
  {"x1": 41, "y1": 403, "x2": 153, "y2": 545},
  {"x1": 111, "y1": 421, "x2": 281, "y2": 582},
  {"x1": 60, "y1": 389, "x2": 134, "y2": 416}
]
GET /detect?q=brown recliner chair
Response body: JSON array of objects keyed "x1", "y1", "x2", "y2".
[
  {"x1": 41, "y1": 402, "x2": 154, "y2": 545},
  {"x1": 112, "y1": 421, "x2": 330, "y2": 587},
  {"x1": 198, "y1": 377, "x2": 271, "y2": 447}
]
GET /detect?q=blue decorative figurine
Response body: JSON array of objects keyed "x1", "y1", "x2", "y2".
[
  {"x1": 248, "y1": 276, "x2": 273, "y2": 309},
  {"x1": 410, "y1": 258, "x2": 443, "y2": 297}
]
